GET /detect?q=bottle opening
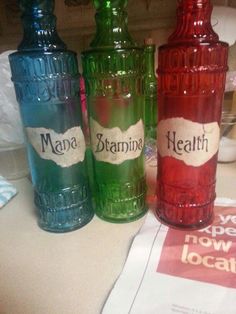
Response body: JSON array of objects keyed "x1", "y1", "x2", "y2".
[{"x1": 93, "y1": 0, "x2": 127, "y2": 10}]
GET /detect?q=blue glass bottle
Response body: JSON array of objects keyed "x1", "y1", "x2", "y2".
[{"x1": 9, "y1": 0, "x2": 94, "y2": 232}]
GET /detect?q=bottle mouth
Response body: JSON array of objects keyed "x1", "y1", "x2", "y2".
[
  {"x1": 178, "y1": 0, "x2": 209, "y2": 4},
  {"x1": 20, "y1": 0, "x2": 54, "y2": 15},
  {"x1": 177, "y1": 0, "x2": 211, "y2": 10},
  {"x1": 93, "y1": 0, "x2": 127, "y2": 10}
]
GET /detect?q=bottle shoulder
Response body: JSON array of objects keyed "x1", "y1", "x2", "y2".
[
  {"x1": 9, "y1": 49, "x2": 79, "y2": 81},
  {"x1": 9, "y1": 49, "x2": 77, "y2": 59},
  {"x1": 159, "y1": 40, "x2": 228, "y2": 52},
  {"x1": 82, "y1": 46, "x2": 143, "y2": 55},
  {"x1": 82, "y1": 47, "x2": 143, "y2": 78},
  {"x1": 158, "y1": 40, "x2": 228, "y2": 71}
]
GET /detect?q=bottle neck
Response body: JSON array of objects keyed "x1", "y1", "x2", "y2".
[
  {"x1": 18, "y1": 2, "x2": 66, "y2": 51},
  {"x1": 144, "y1": 45, "x2": 155, "y2": 76},
  {"x1": 169, "y1": 0, "x2": 218, "y2": 43},
  {"x1": 144, "y1": 44, "x2": 155, "y2": 76},
  {"x1": 90, "y1": 7, "x2": 135, "y2": 48}
]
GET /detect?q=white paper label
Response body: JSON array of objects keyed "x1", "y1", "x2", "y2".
[
  {"x1": 26, "y1": 126, "x2": 86, "y2": 168},
  {"x1": 90, "y1": 118, "x2": 144, "y2": 165},
  {"x1": 157, "y1": 118, "x2": 220, "y2": 167}
]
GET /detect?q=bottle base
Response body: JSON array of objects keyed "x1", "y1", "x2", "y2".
[
  {"x1": 96, "y1": 206, "x2": 147, "y2": 224},
  {"x1": 155, "y1": 200, "x2": 214, "y2": 230},
  {"x1": 38, "y1": 210, "x2": 94, "y2": 233},
  {"x1": 94, "y1": 178, "x2": 147, "y2": 223},
  {"x1": 35, "y1": 185, "x2": 94, "y2": 233}
]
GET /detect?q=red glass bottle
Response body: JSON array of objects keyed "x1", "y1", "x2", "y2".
[{"x1": 156, "y1": 0, "x2": 228, "y2": 229}]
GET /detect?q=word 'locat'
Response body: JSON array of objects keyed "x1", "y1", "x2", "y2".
[
  {"x1": 181, "y1": 245, "x2": 236, "y2": 273},
  {"x1": 167, "y1": 131, "x2": 209, "y2": 155},
  {"x1": 41, "y1": 133, "x2": 79, "y2": 156},
  {"x1": 95, "y1": 133, "x2": 143, "y2": 154}
]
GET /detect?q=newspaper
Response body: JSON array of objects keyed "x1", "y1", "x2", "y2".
[{"x1": 102, "y1": 198, "x2": 236, "y2": 314}]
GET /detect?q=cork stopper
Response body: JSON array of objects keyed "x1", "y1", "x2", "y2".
[{"x1": 144, "y1": 38, "x2": 154, "y2": 46}]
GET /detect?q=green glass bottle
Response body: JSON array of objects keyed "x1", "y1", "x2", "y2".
[
  {"x1": 82, "y1": 0, "x2": 147, "y2": 223},
  {"x1": 143, "y1": 38, "x2": 157, "y2": 140}
]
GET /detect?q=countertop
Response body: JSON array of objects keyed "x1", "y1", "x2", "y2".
[{"x1": 0, "y1": 162, "x2": 235, "y2": 314}]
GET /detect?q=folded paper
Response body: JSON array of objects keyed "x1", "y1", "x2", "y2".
[
  {"x1": 103, "y1": 198, "x2": 236, "y2": 314},
  {"x1": 0, "y1": 176, "x2": 17, "y2": 209}
]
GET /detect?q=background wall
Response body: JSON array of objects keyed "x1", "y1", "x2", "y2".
[{"x1": 0, "y1": 0, "x2": 234, "y2": 56}]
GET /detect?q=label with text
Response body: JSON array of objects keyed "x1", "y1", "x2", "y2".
[
  {"x1": 157, "y1": 118, "x2": 220, "y2": 167},
  {"x1": 26, "y1": 126, "x2": 86, "y2": 167},
  {"x1": 90, "y1": 118, "x2": 144, "y2": 165}
]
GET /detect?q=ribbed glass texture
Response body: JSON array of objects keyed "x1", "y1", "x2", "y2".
[
  {"x1": 156, "y1": 0, "x2": 228, "y2": 229},
  {"x1": 9, "y1": 0, "x2": 93, "y2": 232},
  {"x1": 82, "y1": 0, "x2": 147, "y2": 223},
  {"x1": 143, "y1": 40, "x2": 157, "y2": 140}
]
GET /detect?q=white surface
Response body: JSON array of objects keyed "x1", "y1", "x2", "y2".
[
  {"x1": 218, "y1": 137, "x2": 236, "y2": 163},
  {"x1": 0, "y1": 162, "x2": 235, "y2": 314},
  {"x1": 212, "y1": 6, "x2": 236, "y2": 46},
  {"x1": 0, "y1": 50, "x2": 24, "y2": 147},
  {"x1": 0, "y1": 179, "x2": 145, "y2": 314},
  {"x1": 0, "y1": 145, "x2": 29, "y2": 180}
]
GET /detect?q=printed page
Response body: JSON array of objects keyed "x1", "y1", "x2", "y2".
[{"x1": 102, "y1": 199, "x2": 236, "y2": 314}]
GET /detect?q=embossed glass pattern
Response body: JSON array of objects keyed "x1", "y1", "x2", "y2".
[
  {"x1": 143, "y1": 39, "x2": 157, "y2": 140},
  {"x1": 156, "y1": 0, "x2": 228, "y2": 229},
  {"x1": 82, "y1": 0, "x2": 147, "y2": 223},
  {"x1": 9, "y1": 0, "x2": 93, "y2": 232}
]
